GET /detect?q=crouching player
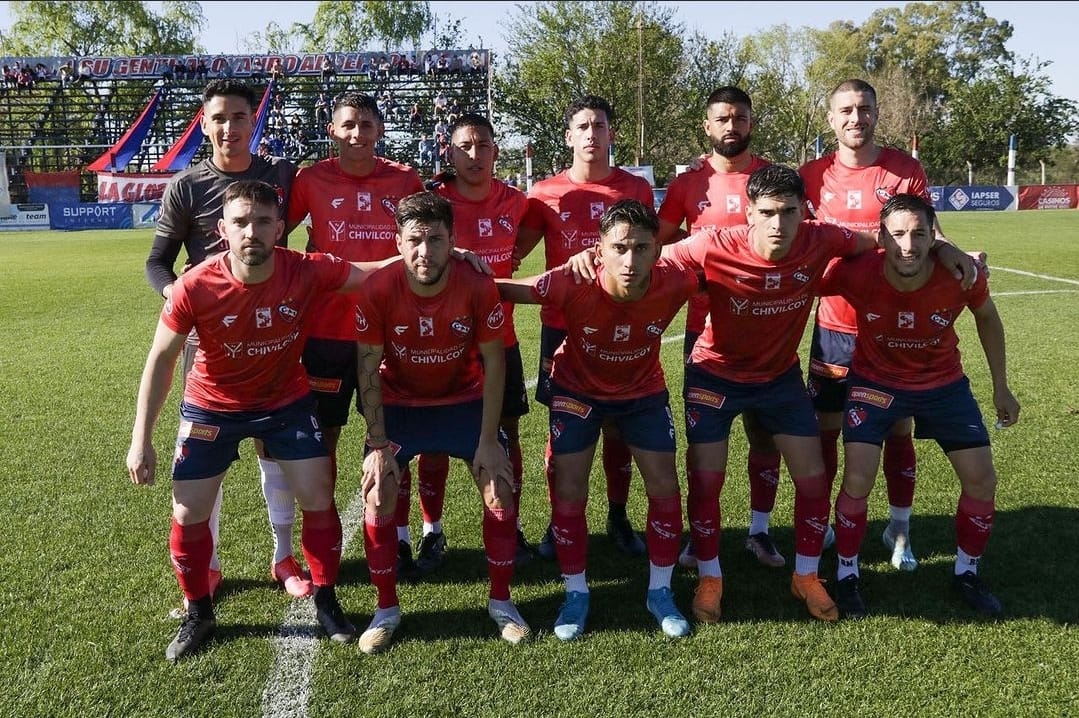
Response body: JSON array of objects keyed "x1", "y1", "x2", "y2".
[
  {"x1": 498, "y1": 199, "x2": 701, "y2": 639},
  {"x1": 822, "y1": 193, "x2": 1019, "y2": 619},
  {"x1": 126, "y1": 180, "x2": 386, "y2": 661},
  {"x1": 354, "y1": 192, "x2": 529, "y2": 654}
]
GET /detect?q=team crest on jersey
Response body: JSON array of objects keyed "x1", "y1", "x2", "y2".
[
  {"x1": 897, "y1": 312, "x2": 915, "y2": 329},
  {"x1": 686, "y1": 388, "x2": 725, "y2": 409},
  {"x1": 848, "y1": 386, "x2": 894, "y2": 409},
  {"x1": 164, "y1": 297, "x2": 173, "y2": 315},
  {"x1": 478, "y1": 218, "x2": 493, "y2": 237},
  {"x1": 590, "y1": 202, "x2": 605, "y2": 219},
  {"x1": 613, "y1": 324, "x2": 631, "y2": 342},
  {"x1": 646, "y1": 322, "x2": 664, "y2": 337},
  {"x1": 275, "y1": 186, "x2": 285, "y2": 206},
  {"x1": 535, "y1": 273, "x2": 552, "y2": 297},
  {"x1": 256, "y1": 307, "x2": 273, "y2": 328},
  {"x1": 419, "y1": 316, "x2": 434, "y2": 336},
  {"x1": 487, "y1": 304, "x2": 505, "y2": 330},
  {"x1": 355, "y1": 192, "x2": 372, "y2": 211},
  {"x1": 729, "y1": 297, "x2": 749, "y2": 315},
  {"x1": 498, "y1": 215, "x2": 514, "y2": 234},
  {"x1": 765, "y1": 273, "x2": 781, "y2": 290},
  {"x1": 930, "y1": 310, "x2": 952, "y2": 328},
  {"x1": 875, "y1": 185, "x2": 901, "y2": 204},
  {"x1": 793, "y1": 267, "x2": 811, "y2": 284},
  {"x1": 277, "y1": 300, "x2": 298, "y2": 323},
  {"x1": 846, "y1": 406, "x2": 868, "y2": 428},
  {"x1": 355, "y1": 308, "x2": 369, "y2": 332},
  {"x1": 552, "y1": 395, "x2": 592, "y2": 419},
  {"x1": 223, "y1": 342, "x2": 243, "y2": 359},
  {"x1": 450, "y1": 316, "x2": 473, "y2": 337},
  {"x1": 846, "y1": 190, "x2": 862, "y2": 210},
  {"x1": 381, "y1": 197, "x2": 398, "y2": 216},
  {"x1": 726, "y1": 194, "x2": 741, "y2": 213}
]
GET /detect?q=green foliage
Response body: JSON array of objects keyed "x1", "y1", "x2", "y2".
[
  {"x1": 250, "y1": 1, "x2": 435, "y2": 54},
  {"x1": 1, "y1": 0, "x2": 205, "y2": 56}
]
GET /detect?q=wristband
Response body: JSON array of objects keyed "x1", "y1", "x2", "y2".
[{"x1": 365, "y1": 437, "x2": 390, "y2": 450}]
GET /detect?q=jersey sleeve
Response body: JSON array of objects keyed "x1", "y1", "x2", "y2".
[
  {"x1": 657, "y1": 174, "x2": 688, "y2": 226},
  {"x1": 286, "y1": 167, "x2": 312, "y2": 227},
  {"x1": 529, "y1": 268, "x2": 566, "y2": 308},
  {"x1": 818, "y1": 222, "x2": 861, "y2": 258},
  {"x1": 146, "y1": 178, "x2": 192, "y2": 295},
  {"x1": 160, "y1": 276, "x2": 195, "y2": 335},
  {"x1": 354, "y1": 276, "x2": 386, "y2": 345},
  {"x1": 663, "y1": 230, "x2": 709, "y2": 271},
  {"x1": 520, "y1": 195, "x2": 551, "y2": 234},
  {"x1": 307, "y1": 252, "x2": 352, "y2": 293},
  {"x1": 966, "y1": 270, "x2": 990, "y2": 311}
]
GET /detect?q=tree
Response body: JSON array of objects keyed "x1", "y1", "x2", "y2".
[
  {"x1": 261, "y1": 1, "x2": 436, "y2": 54},
  {"x1": 0, "y1": 0, "x2": 204, "y2": 56}
]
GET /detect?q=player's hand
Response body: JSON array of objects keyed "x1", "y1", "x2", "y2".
[
  {"x1": 473, "y1": 438, "x2": 513, "y2": 498},
  {"x1": 361, "y1": 447, "x2": 400, "y2": 507},
  {"x1": 453, "y1": 248, "x2": 493, "y2": 275},
  {"x1": 126, "y1": 443, "x2": 156, "y2": 486},
  {"x1": 510, "y1": 251, "x2": 523, "y2": 273},
  {"x1": 993, "y1": 386, "x2": 1020, "y2": 428},
  {"x1": 563, "y1": 247, "x2": 599, "y2": 284},
  {"x1": 968, "y1": 251, "x2": 990, "y2": 279}
]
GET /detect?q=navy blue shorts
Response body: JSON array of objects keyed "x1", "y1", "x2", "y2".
[
  {"x1": 501, "y1": 342, "x2": 530, "y2": 418},
  {"x1": 172, "y1": 396, "x2": 327, "y2": 481},
  {"x1": 807, "y1": 325, "x2": 855, "y2": 413},
  {"x1": 683, "y1": 363, "x2": 819, "y2": 443},
  {"x1": 842, "y1": 375, "x2": 990, "y2": 453},
  {"x1": 302, "y1": 337, "x2": 358, "y2": 428},
  {"x1": 535, "y1": 324, "x2": 567, "y2": 406},
  {"x1": 548, "y1": 384, "x2": 676, "y2": 455},
  {"x1": 380, "y1": 400, "x2": 508, "y2": 465}
]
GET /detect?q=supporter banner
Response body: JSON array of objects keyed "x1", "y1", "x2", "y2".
[
  {"x1": 249, "y1": 81, "x2": 274, "y2": 154},
  {"x1": 0, "y1": 50, "x2": 488, "y2": 81},
  {"x1": 152, "y1": 107, "x2": 204, "y2": 171},
  {"x1": 97, "y1": 172, "x2": 174, "y2": 203},
  {"x1": 928, "y1": 185, "x2": 1017, "y2": 211},
  {"x1": 24, "y1": 170, "x2": 80, "y2": 205},
  {"x1": 0, "y1": 153, "x2": 10, "y2": 218},
  {"x1": 1018, "y1": 184, "x2": 1078, "y2": 210},
  {"x1": 132, "y1": 202, "x2": 161, "y2": 229},
  {"x1": 0, "y1": 203, "x2": 50, "y2": 231},
  {"x1": 87, "y1": 89, "x2": 162, "y2": 172},
  {"x1": 50, "y1": 202, "x2": 133, "y2": 230}
]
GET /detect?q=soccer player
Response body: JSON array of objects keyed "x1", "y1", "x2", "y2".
[
  {"x1": 353, "y1": 191, "x2": 529, "y2": 654},
  {"x1": 820, "y1": 193, "x2": 1018, "y2": 619},
  {"x1": 285, "y1": 91, "x2": 425, "y2": 578},
  {"x1": 127, "y1": 180, "x2": 381, "y2": 661},
  {"x1": 661, "y1": 165, "x2": 974, "y2": 623},
  {"x1": 498, "y1": 199, "x2": 700, "y2": 640},
  {"x1": 655, "y1": 86, "x2": 785, "y2": 570},
  {"x1": 798, "y1": 79, "x2": 948, "y2": 571},
  {"x1": 515, "y1": 94, "x2": 655, "y2": 558},
  {"x1": 143, "y1": 79, "x2": 304, "y2": 603},
  {"x1": 409, "y1": 112, "x2": 534, "y2": 574}
]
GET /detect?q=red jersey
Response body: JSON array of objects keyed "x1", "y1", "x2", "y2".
[
  {"x1": 658, "y1": 155, "x2": 771, "y2": 334},
  {"x1": 800, "y1": 147, "x2": 930, "y2": 334},
  {"x1": 162, "y1": 248, "x2": 351, "y2": 412},
  {"x1": 434, "y1": 178, "x2": 528, "y2": 347},
  {"x1": 521, "y1": 168, "x2": 653, "y2": 330},
  {"x1": 665, "y1": 222, "x2": 859, "y2": 383},
  {"x1": 532, "y1": 258, "x2": 699, "y2": 401},
  {"x1": 819, "y1": 250, "x2": 989, "y2": 390},
  {"x1": 288, "y1": 157, "x2": 424, "y2": 341},
  {"x1": 354, "y1": 263, "x2": 504, "y2": 407}
]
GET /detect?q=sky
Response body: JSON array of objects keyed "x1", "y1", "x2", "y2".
[{"x1": 0, "y1": 0, "x2": 1075, "y2": 105}]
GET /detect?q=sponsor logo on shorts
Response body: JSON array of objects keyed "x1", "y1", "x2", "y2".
[
  {"x1": 451, "y1": 316, "x2": 473, "y2": 337},
  {"x1": 178, "y1": 420, "x2": 220, "y2": 441},
  {"x1": 846, "y1": 407, "x2": 867, "y2": 427},
  {"x1": 685, "y1": 387, "x2": 725, "y2": 409},
  {"x1": 807, "y1": 378, "x2": 819, "y2": 397},
  {"x1": 848, "y1": 386, "x2": 894, "y2": 408},
  {"x1": 308, "y1": 376, "x2": 343, "y2": 393},
  {"x1": 686, "y1": 408, "x2": 701, "y2": 428},
  {"x1": 487, "y1": 304, "x2": 505, "y2": 330},
  {"x1": 552, "y1": 395, "x2": 593, "y2": 418},
  {"x1": 809, "y1": 358, "x2": 849, "y2": 379},
  {"x1": 550, "y1": 418, "x2": 564, "y2": 441}
]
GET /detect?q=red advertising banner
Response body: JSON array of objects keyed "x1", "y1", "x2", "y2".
[
  {"x1": 1017, "y1": 184, "x2": 1078, "y2": 210},
  {"x1": 96, "y1": 172, "x2": 174, "y2": 203}
]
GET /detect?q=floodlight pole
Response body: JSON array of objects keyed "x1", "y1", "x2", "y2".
[{"x1": 636, "y1": 14, "x2": 644, "y2": 166}]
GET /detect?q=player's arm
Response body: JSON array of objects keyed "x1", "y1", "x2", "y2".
[
  {"x1": 494, "y1": 275, "x2": 542, "y2": 305},
  {"x1": 928, "y1": 231, "x2": 980, "y2": 289},
  {"x1": 656, "y1": 218, "x2": 689, "y2": 245},
  {"x1": 126, "y1": 320, "x2": 187, "y2": 486},
  {"x1": 513, "y1": 225, "x2": 544, "y2": 267},
  {"x1": 357, "y1": 341, "x2": 400, "y2": 506},
  {"x1": 474, "y1": 337, "x2": 512, "y2": 490},
  {"x1": 970, "y1": 297, "x2": 1020, "y2": 428},
  {"x1": 146, "y1": 233, "x2": 184, "y2": 299}
]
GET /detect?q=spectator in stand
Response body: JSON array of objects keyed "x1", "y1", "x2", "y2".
[
  {"x1": 395, "y1": 54, "x2": 412, "y2": 76},
  {"x1": 409, "y1": 102, "x2": 423, "y2": 128},
  {"x1": 424, "y1": 51, "x2": 438, "y2": 77},
  {"x1": 250, "y1": 59, "x2": 266, "y2": 83},
  {"x1": 270, "y1": 58, "x2": 285, "y2": 83},
  {"x1": 320, "y1": 55, "x2": 337, "y2": 84},
  {"x1": 76, "y1": 59, "x2": 93, "y2": 85},
  {"x1": 378, "y1": 55, "x2": 391, "y2": 80},
  {"x1": 433, "y1": 90, "x2": 448, "y2": 117},
  {"x1": 34, "y1": 63, "x2": 50, "y2": 81},
  {"x1": 449, "y1": 54, "x2": 465, "y2": 75},
  {"x1": 195, "y1": 58, "x2": 209, "y2": 81},
  {"x1": 418, "y1": 134, "x2": 435, "y2": 166},
  {"x1": 433, "y1": 118, "x2": 448, "y2": 140},
  {"x1": 436, "y1": 53, "x2": 450, "y2": 75},
  {"x1": 469, "y1": 51, "x2": 484, "y2": 75},
  {"x1": 17, "y1": 65, "x2": 34, "y2": 91},
  {"x1": 315, "y1": 90, "x2": 331, "y2": 126},
  {"x1": 57, "y1": 62, "x2": 74, "y2": 87}
]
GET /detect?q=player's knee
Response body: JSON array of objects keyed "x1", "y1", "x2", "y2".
[{"x1": 960, "y1": 469, "x2": 997, "y2": 501}]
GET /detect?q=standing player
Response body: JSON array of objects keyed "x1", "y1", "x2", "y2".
[
  {"x1": 798, "y1": 79, "x2": 947, "y2": 571},
  {"x1": 144, "y1": 79, "x2": 303, "y2": 602},
  {"x1": 820, "y1": 193, "x2": 1017, "y2": 619},
  {"x1": 127, "y1": 180, "x2": 385, "y2": 660},
  {"x1": 655, "y1": 86, "x2": 785, "y2": 570},
  {"x1": 354, "y1": 192, "x2": 530, "y2": 654},
  {"x1": 662, "y1": 165, "x2": 973, "y2": 623},
  {"x1": 515, "y1": 95, "x2": 655, "y2": 558},
  {"x1": 285, "y1": 91, "x2": 425, "y2": 576},
  {"x1": 499, "y1": 200, "x2": 700, "y2": 640},
  {"x1": 408, "y1": 113, "x2": 534, "y2": 574}
]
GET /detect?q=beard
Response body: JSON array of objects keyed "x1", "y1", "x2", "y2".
[
  {"x1": 234, "y1": 244, "x2": 271, "y2": 266},
  {"x1": 712, "y1": 133, "x2": 751, "y2": 158}
]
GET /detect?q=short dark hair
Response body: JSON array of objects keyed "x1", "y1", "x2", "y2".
[
  {"x1": 880, "y1": 193, "x2": 936, "y2": 228},
  {"x1": 564, "y1": 94, "x2": 615, "y2": 128},
  {"x1": 396, "y1": 191, "x2": 454, "y2": 233},
  {"x1": 599, "y1": 199, "x2": 659, "y2": 237},
  {"x1": 448, "y1": 112, "x2": 495, "y2": 141},
  {"x1": 706, "y1": 86, "x2": 752, "y2": 111},
  {"x1": 333, "y1": 91, "x2": 383, "y2": 123},
  {"x1": 202, "y1": 79, "x2": 257, "y2": 110},
  {"x1": 223, "y1": 179, "x2": 279, "y2": 209},
  {"x1": 746, "y1": 164, "x2": 805, "y2": 203},
  {"x1": 830, "y1": 78, "x2": 877, "y2": 106}
]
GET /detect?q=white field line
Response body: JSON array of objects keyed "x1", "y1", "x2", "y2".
[
  {"x1": 262, "y1": 489, "x2": 366, "y2": 718},
  {"x1": 261, "y1": 265, "x2": 1071, "y2": 715}
]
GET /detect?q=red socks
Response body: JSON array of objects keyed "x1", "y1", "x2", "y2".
[
  {"x1": 884, "y1": 433, "x2": 917, "y2": 509},
  {"x1": 956, "y1": 493, "x2": 995, "y2": 558},
  {"x1": 483, "y1": 506, "x2": 517, "y2": 601},
  {"x1": 418, "y1": 453, "x2": 450, "y2": 524},
  {"x1": 301, "y1": 506, "x2": 342, "y2": 586},
  {"x1": 834, "y1": 489, "x2": 868, "y2": 558},
  {"x1": 551, "y1": 497, "x2": 588, "y2": 575},
  {"x1": 602, "y1": 435, "x2": 633, "y2": 504},
  {"x1": 170, "y1": 518, "x2": 212, "y2": 601},
  {"x1": 363, "y1": 508, "x2": 399, "y2": 609},
  {"x1": 748, "y1": 450, "x2": 781, "y2": 513},
  {"x1": 687, "y1": 470, "x2": 726, "y2": 562},
  {"x1": 646, "y1": 494, "x2": 683, "y2": 567}
]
